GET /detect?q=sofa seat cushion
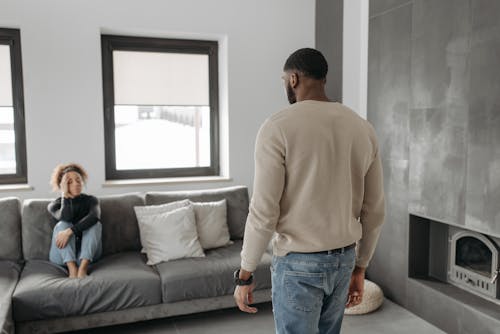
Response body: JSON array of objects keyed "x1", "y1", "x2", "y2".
[
  {"x1": 0, "y1": 261, "x2": 21, "y2": 300},
  {"x1": 0, "y1": 261, "x2": 22, "y2": 334},
  {"x1": 156, "y1": 240, "x2": 271, "y2": 303},
  {"x1": 12, "y1": 252, "x2": 161, "y2": 322}
]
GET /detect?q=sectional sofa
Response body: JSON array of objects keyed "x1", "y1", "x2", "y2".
[{"x1": 0, "y1": 186, "x2": 272, "y2": 334}]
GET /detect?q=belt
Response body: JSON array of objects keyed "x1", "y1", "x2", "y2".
[{"x1": 309, "y1": 243, "x2": 356, "y2": 255}]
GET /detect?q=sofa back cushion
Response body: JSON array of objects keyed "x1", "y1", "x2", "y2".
[
  {"x1": 21, "y1": 193, "x2": 145, "y2": 260},
  {"x1": 145, "y1": 186, "x2": 249, "y2": 240},
  {"x1": 21, "y1": 199, "x2": 54, "y2": 260},
  {"x1": 0, "y1": 197, "x2": 22, "y2": 261},
  {"x1": 99, "y1": 193, "x2": 145, "y2": 256}
]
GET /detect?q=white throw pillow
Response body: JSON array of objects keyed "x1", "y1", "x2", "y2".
[
  {"x1": 134, "y1": 199, "x2": 190, "y2": 253},
  {"x1": 135, "y1": 204, "x2": 205, "y2": 265},
  {"x1": 191, "y1": 199, "x2": 232, "y2": 249}
]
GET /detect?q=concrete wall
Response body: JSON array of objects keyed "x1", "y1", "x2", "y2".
[
  {"x1": 0, "y1": 0, "x2": 315, "y2": 199},
  {"x1": 366, "y1": 0, "x2": 412, "y2": 306},
  {"x1": 368, "y1": 0, "x2": 500, "y2": 332}
]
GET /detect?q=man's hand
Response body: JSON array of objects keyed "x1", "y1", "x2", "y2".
[
  {"x1": 234, "y1": 269, "x2": 257, "y2": 313},
  {"x1": 55, "y1": 228, "x2": 73, "y2": 249},
  {"x1": 234, "y1": 284, "x2": 258, "y2": 313},
  {"x1": 346, "y1": 266, "x2": 365, "y2": 308}
]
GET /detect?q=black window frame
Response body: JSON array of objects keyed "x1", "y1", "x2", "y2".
[
  {"x1": 101, "y1": 35, "x2": 220, "y2": 180},
  {"x1": 0, "y1": 28, "x2": 27, "y2": 185}
]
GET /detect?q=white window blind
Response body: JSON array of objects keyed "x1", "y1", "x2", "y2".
[
  {"x1": 0, "y1": 45, "x2": 13, "y2": 107},
  {"x1": 113, "y1": 51, "x2": 209, "y2": 106}
]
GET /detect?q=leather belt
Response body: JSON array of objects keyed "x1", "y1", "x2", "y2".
[{"x1": 310, "y1": 243, "x2": 356, "y2": 255}]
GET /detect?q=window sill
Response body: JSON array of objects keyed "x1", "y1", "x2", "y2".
[
  {"x1": 0, "y1": 184, "x2": 33, "y2": 192},
  {"x1": 103, "y1": 176, "x2": 232, "y2": 187}
]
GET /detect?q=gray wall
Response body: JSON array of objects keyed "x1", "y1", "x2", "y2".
[
  {"x1": 466, "y1": 0, "x2": 500, "y2": 237},
  {"x1": 367, "y1": 0, "x2": 412, "y2": 307},
  {"x1": 368, "y1": 0, "x2": 500, "y2": 332},
  {"x1": 409, "y1": 0, "x2": 470, "y2": 228},
  {"x1": 409, "y1": 0, "x2": 500, "y2": 240},
  {"x1": 315, "y1": 0, "x2": 343, "y2": 103}
]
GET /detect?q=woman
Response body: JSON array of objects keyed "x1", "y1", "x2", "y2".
[{"x1": 47, "y1": 163, "x2": 102, "y2": 278}]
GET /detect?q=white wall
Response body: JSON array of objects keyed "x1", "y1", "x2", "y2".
[
  {"x1": 0, "y1": 0, "x2": 315, "y2": 199},
  {"x1": 342, "y1": 0, "x2": 369, "y2": 119}
]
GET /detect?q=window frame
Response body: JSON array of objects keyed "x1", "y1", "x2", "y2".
[
  {"x1": 0, "y1": 28, "x2": 27, "y2": 185},
  {"x1": 101, "y1": 35, "x2": 220, "y2": 180}
]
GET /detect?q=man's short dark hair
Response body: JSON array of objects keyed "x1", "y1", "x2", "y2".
[{"x1": 283, "y1": 48, "x2": 328, "y2": 80}]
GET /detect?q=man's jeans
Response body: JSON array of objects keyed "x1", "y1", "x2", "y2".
[
  {"x1": 49, "y1": 221, "x2": 102, "y2": 266},
  {"x1": 271, "y1": 247, "x2": 356, "y2": 334}
]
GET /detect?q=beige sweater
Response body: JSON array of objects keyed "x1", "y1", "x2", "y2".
[{"x1": 241, "y1": 100, "x2": 385, "y2": 272}]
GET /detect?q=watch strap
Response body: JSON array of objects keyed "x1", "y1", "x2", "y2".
[{"x1": 234, "y1": 269, "x2": 253, "y2": 286}]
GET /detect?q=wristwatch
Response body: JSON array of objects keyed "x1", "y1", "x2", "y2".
[{"x1": 233, "y1": 269, "x2": 253, "y2": 286}]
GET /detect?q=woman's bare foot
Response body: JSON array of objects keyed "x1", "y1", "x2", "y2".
[
  {"x1": 67, "y1": 261, "x2": 78, "y2": 278},
  {"x1": 77, "y1": 259, "x2": 90, "y2": 278}
]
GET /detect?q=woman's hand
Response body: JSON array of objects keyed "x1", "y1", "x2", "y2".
[
  {"x1": 60, "y1": 174, "x2": 72, "y2": 198},
  {"x1": 55, "y1": 228, "x2": 73, "y2": 249}
]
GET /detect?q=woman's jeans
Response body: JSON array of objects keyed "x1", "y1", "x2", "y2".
[
  {"x1": 271, "y1": 247, "x2": 356, "y2": 334},
  {"x1": 49, "y1": 221, "x2": 102, "y2": 266}
]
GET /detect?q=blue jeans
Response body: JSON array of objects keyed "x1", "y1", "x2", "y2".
[
  {"x1": 49, "y1": 221, "x2": 102, "y2": 266},
  {"x1": 271, "y1": 247, "x2": 356, "y2": 334}
]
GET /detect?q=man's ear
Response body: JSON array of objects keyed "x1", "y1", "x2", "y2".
[{"x1": 290, "y1": 72, "x2": 299, "y2": 88}]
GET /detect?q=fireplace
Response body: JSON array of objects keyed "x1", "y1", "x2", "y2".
[
  {"x1": 408, "y1": 215, "x2": 500, "y2": 333},
  {"x1": 448, "y1": 227, "x2": 500, "y2": 300}
]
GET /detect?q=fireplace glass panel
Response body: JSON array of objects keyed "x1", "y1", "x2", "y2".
[{"x1": 456, "y1": 236, "x2": 492, "y2": 277}]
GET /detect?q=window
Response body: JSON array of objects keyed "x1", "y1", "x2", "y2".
[
  {"x1": 0, "y1": 28, "x2": 27, "y2": 184},
  {"x1": 101, "y1": 35, "x2": 219, "y2": 180}
]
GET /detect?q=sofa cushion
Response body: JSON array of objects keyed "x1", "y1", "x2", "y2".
[
  {"x1": 137, "y1": 204, "x2": 205, "y2": 265},
  {"x1": 12, "y1": 252, "x2": 161, "y2": 322},
  {"x1": 0, "y1": 197, "x2": 22, "y2": 261},
  {"x1": 21, "y1": 199, "x2": 55, "y2": 260},
  {"x1": 145, "y1": 186, "x2": 249, "y2": 240},
  {"x1": 155, "y1": 240, "x2": 271, "y2": 303},
  {"x1": 0, "y1": 261, "x2": 22, "y2": 334},
  {"x1": 134, "y1": 199, "x2": 191, "y2": 253},
  {"x1": 99, "y1": 193, "x2": 145, "y2": 256},
  {"x1": 21, "y1": 193, "x2": 145, "y2": 260},
  {"x1": 191, "y1": 199, "x2": 232, "y2": 250}
]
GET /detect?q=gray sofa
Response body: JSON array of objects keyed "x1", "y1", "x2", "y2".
[{"x1": 0, "y1": 186, "x2": 272, "y2": 334}]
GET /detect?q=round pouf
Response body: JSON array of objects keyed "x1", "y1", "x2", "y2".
[{"x1": 344, "y1": 279, "x2": 384, "y2": 315}]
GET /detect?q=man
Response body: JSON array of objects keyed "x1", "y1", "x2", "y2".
[{"x1": 233, "y1": 48, "x2": 385, "y2": 334}]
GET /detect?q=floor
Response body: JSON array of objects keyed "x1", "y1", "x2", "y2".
[{"x1": 68, "y1": 299, "x2": 445, "y2": 334}]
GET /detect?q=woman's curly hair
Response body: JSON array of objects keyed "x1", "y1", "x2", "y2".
[{"x1": 50, "y1": 163, "x2": 88, "y2": 192}]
